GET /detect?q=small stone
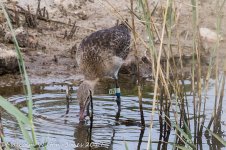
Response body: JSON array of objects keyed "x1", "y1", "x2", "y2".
[
  {"x1": 77, "y1": 11, "x2": 88, "y2": 20},
  {"x1": 0, "y1": 44, "x2": 19, "y2": 75},
  {"x1": 4, "y1": 27, "x2": 38, "y2": 48},
  {"x1": 0, "y1": 11, "x2": 6, "y2": 24},
  {"x1": 199, "y1": 27, "x2": 223, "y2": 51},
  {"x1": 200, "y1": 27, "x2": 222, "y2": 43}
]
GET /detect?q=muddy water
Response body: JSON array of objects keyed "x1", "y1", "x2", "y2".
[{"x1": 0, "y1": 77, "x2": 226, "y2": 150}]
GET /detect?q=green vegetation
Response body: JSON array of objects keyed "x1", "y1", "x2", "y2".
[
  {"x1": 132, "y1": 0, "x2": 226, "y2": 149},
  {"x1": 0, "y1": 0, "x2": 226, "y2": 149},
  {"x1": 0, "y1": 2, "x2": 38, "y2": 149}
]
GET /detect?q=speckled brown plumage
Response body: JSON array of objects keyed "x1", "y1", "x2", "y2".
[{"x1": 76, "y1": 23, "x2": 131, "y2": 80}]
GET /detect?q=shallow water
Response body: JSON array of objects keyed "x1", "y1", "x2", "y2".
[{"x1": 0, "y1": 77, "x2": 226, "y2": 150}]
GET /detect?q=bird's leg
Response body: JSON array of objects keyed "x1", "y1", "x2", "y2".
[
  {"x1": 115, "y1": 108, "x2": 121, "y2": 122},
  {"x1": 66, "y1": 95, "x2": 70, "y2": 114},
  {"x1": 89, "y1": 90, "x2": 94, "y2": 120},
  {"x1": 65, "y1": 85, "x2": 72, "y2": 114},
  {"x1": 86, "y1": 102, "x2": 90, "y2": 117},
  {"x1": 115, "y1": 79, "x2": 121, "y2": 111}
]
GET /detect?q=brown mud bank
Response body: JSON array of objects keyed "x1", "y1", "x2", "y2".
[{"x1": 0, "y1": 0, "x2": 225, "y2": 86}]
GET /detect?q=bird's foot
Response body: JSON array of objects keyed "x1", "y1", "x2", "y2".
[{"x1": 116, "y1": 96, "x2": 121, "y2": 111}]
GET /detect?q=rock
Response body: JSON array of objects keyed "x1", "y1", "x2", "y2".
[
  {"x1": 199, "y1": 27, "x2": 223, "y2": 50},
  {"x1": 0, "y1": 44, "x2": 19, "y2": 75},
  {"x1": 0, "y1": 11, "x2": 6, "y2": 24},
  {"x1": 0, "y1": 11, "x2": 7, "y2": 36},
  {"x1": 199, "y1": 28, "x2": 223, "y2": 43},
  {"x1": 4, "y1": 27, "x2": 38, "y2": 48},
  {"x1": 54, "y1": 0, "x2": 88, "y2": 10},
  {"x1": 120, "y1": 56, "x2": 152, "y2": 78},
  {"x1": 77, "y1": 11, "x2": 88, "y2": 20},
  {"x1": 6, "y1": 0, "x2": 18, "y2": 3},
  {"x1": 54, "y1": 0, "x2": 77, "y2": 10}
]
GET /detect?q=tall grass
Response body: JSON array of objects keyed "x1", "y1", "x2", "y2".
[
  {"x1": 1, "y1": 0, "x2": 226, "y2": 149},
  {"x1": 133, "y1": 0, "x2": 226, "y2": 149},
  {"x1": 103, "y1": 0, "x2": 226, "y2": 149},
  {"x1": 130, "y1": 0, "x2": 145, "y2": 127},
  {"x1": 0, "y1": 2, "x2": 38, "y2": 149}
]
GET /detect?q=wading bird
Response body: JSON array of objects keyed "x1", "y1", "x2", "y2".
[{"x1": 76, "y1": 21, "x2": 131, "y2": 121}]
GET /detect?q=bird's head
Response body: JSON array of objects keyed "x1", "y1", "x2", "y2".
[
  {"x1": 77, "y1": 80, "x2": 97, "y2": 121},
  {"x1": 117, "y1": 18, "x2": 131, "y2": 31}
]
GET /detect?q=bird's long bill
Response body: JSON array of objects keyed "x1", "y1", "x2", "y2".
[{"x1": 79, "y1": 106, "x2": 86, "y2": 121}]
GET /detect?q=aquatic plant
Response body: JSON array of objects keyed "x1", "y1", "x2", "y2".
[
  {"x1": 130, "y1": 0, "x2": 226, "y2": 149},
  {"x1": 101, "y1": 0, "x2": 226, "y2": 148}
]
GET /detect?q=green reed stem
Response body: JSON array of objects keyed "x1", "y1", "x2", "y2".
[
  {"x1": 190, "y1": 0, "x2": 199, "y2": 144},
  {"x1": 130, "y1": 0, "x2": 145, "y2": 127},
  {"x1": 202, "y1": 0, "x2": 226, "y2": 133},
  {"x1": 137, "y1": 0, "x2": 157, "y2": 76},
  {"x1": 147, "y1": 0, "x2": 170, "y2": 149}
]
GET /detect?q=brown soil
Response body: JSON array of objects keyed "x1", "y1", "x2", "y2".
[{"x1": 0, "y1": 0, "x2": 225, "y2": 86}]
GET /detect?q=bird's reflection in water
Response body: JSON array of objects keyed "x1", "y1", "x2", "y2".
[
  {"x1": 73, "y1": 121, "x2": 94, "y2": 150},
  {"x1": 73, "y1": 119, "x2": 146, "y2": 150},
  {"x1": 73, "y1": 119, "x2": 115, "y2": 150}
]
